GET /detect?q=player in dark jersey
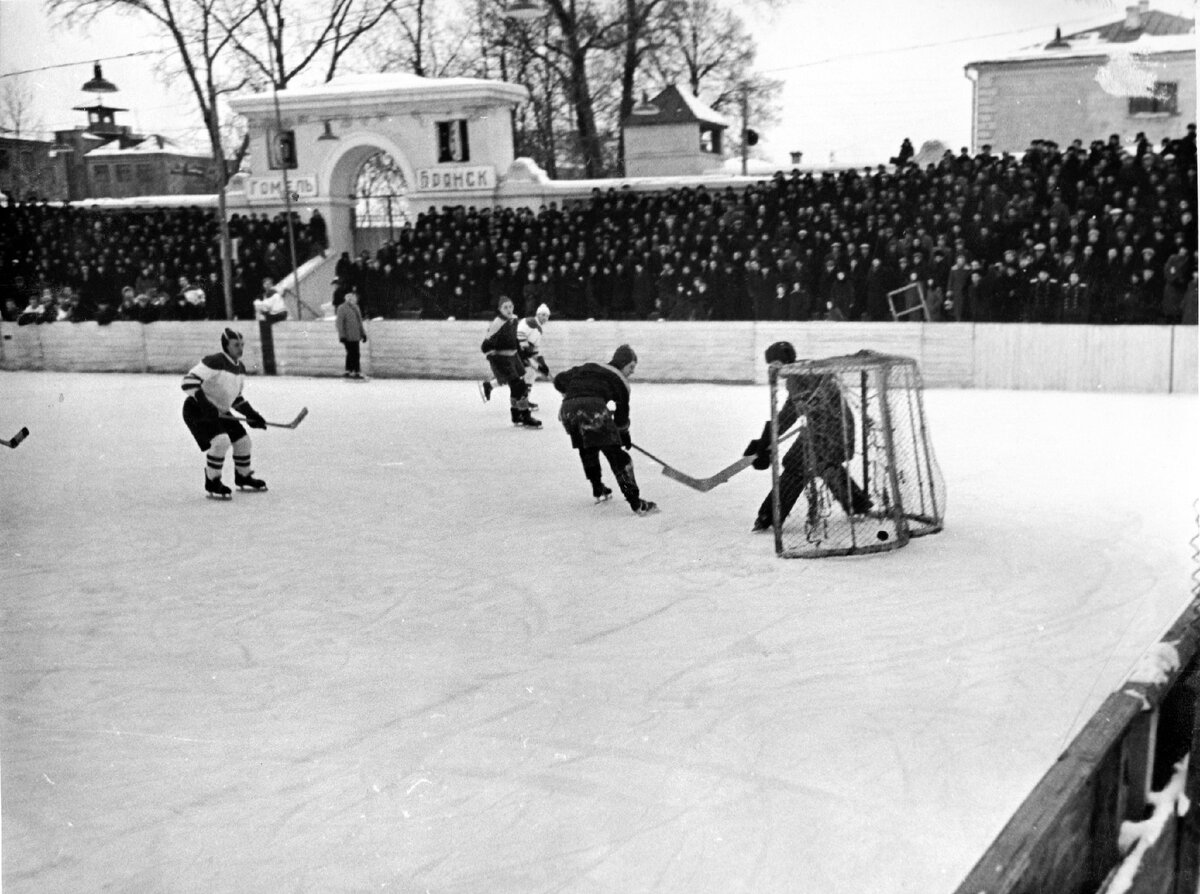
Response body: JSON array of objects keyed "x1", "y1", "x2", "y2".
[
  {"x1": 744, "y1": 341, "x2": 871, "y2": 531},
  {"x1": 181, "y1": 328, "x2": 268, "y2": 499},
  {"x1": 479, "y1": 297, "x2": 541, "y2": 428},
  {"x1": 553, "y1": 344, "x2": 658, "y2": 515}
]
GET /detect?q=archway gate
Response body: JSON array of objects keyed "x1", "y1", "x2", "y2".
[{"x1": 226, "y1": 73, "x2": 528, "y2": 319}]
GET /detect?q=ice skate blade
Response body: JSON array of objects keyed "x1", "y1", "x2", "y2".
[
  {"x1": 205, "y1": 493, "x2": 232, "y2": 501},
  {"x1": 594, "y1": 494, "x2": 612, "y2": 504}
]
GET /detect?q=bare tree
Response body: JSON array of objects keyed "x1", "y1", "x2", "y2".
[
  {"x1": 221, "y1": 0, "x2": 400, "y2": 87},
  {"x1": 363, "y1": 0, "x2": 486, "y2": 79},
  {"x1": 49, "y1": 0, "x2": 260, "y2": 318},
  {"x1": 0, "y1": 77, "x2": 44, "y2": 140},
  {"x1": 0, "y1": 77, "x2": 59, "y2": 200},
  {"x1": 537, "y1": 0, "x2": 626, "y2": 178},
  {"x1": 613, "y1": 0, "x2": 679, "y2": 174},
  {"x1": 649, "y1": 0, "x2": 781, "y2": 161}
]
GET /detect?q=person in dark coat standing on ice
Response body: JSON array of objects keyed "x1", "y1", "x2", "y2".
[
  {"x1": 181, "y1": 328, "x2": 268, "y2": 499},
  {"x1": 335, "y1": 290, "x2": 368, "y2": 379},
  {"x1": 553, "y1": 344, "x2": 658, "y2": 515}
]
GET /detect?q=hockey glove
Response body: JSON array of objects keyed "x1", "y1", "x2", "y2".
[
  {"x1": 619, "y1": 428, "x2": 632, "y2": 449},
  {"x1": 535, "y1": 357, "x2": 550, "y2": 377},
  {"x1": 241, "y1": 406, "x2": 268, "y2": 429},
  {"x1": 480, "y1": 337, "x2": 493, "y2": 354},
  {"x1": 743, "y1": 438, "x2": 771, "y2": 470}
]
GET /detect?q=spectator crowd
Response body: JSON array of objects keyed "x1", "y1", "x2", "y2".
[
  {"x1": 2, "y1": 126, "x2": 1196, "y2": 327},
  {"x1": 0, "y1": 205, "x2": 327, "y2": 325}
]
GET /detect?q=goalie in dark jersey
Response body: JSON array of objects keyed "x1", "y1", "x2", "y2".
[
  {"x1": 181, "y1": 328, "x2": 268, "y2": 499},
  {"x1": 744, "y1": 341, "x2": 871, "y2": 531},
  {"x1": 553, "y1": 344, "x2": 658, "y2": 515}
]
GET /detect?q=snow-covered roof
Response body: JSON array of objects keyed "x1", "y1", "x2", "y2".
[
  {"x1": 228, "y1": 71, "x2": 528, "y2": 117},
  {"x1": 967, "y1": 7, "x2": 1194, "y2": 67},
  {"x1": 85, "y1": 135, "x2": 208, "y2": 158},
  {"x1": 624, "y1": 84, "x2": 731, "y2": 129}
]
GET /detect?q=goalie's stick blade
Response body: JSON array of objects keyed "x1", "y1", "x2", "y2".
[{"x1": 2, "y1": 426, "x2": 29, "y2": 449}]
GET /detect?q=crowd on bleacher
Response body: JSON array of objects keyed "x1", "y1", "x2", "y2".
[
  {"x1": 0, "y1": 205, "x2": 326, "y2": 324},
  {"x1": 1, "y1": 126, "x2": 1196, "y2": 327},
  {"x1": 339, "y1": 128, "x2": 1197, "y2": 326}
]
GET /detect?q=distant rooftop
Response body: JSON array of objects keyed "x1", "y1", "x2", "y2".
[
  {"x1": 967, "y1": 2, "x2": 1195, "y2": 67},
  {"x1": 624, "y1": 84, "x2": 731, "y2": 129}
]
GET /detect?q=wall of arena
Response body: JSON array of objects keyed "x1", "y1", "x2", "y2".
[{"x1": 1, "y1": 320, "x2": 1195, "y2": 394}]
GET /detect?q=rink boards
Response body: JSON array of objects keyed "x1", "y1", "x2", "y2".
[{"x1": 2, "y1": 319, "x2": 1196, "y2": 393}]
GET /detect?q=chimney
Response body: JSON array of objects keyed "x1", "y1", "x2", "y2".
[{"x1": 1125, "y1": 4, "x2": 1142, "y2": 29}]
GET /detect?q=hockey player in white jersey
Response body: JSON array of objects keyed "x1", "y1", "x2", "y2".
[
  {"x1": 181, "y1": 328, "x2": 268, "y2": 498},
  {"x1": 517, "y1": 303, "x2": 552, "y2": 409}
]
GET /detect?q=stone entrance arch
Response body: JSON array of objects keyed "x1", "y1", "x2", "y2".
[{"x1": 226, "y1": 73, "x2": 528, "y2": 317}]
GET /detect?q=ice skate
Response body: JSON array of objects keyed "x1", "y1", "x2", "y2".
[
  {"x1": 235, "y1": 471, "x2": 268, "y2": 491},
  {"x1": 479, "y1": 380, "x2": 493, "y2": 402},
  {"x1": 205, "y1": 474, "x2": 232, "y2": 500},
  {"x1": 517, "y1": 410, "x2": 542, "y2": 429},
  {"x1": 593, "y1": 483, "x2": 613, "y2": 503},
  {"x1": 752, "y1": 517, "x2": 772, "y2": 533},
  {"x1": 632, "y1": 499, "x2": 660, "y2": 516}
]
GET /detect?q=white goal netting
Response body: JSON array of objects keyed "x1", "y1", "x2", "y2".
[{"x1": 767, "y1": 350, "x2": 945, "y2": 558}]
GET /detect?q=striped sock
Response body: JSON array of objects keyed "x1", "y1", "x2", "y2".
[
  {"x1": 233, "y1": 453, "x2": 251, "y2": 476},
  {"x1": 206, "y1": 455, "x2": 224, "y2": 480}
]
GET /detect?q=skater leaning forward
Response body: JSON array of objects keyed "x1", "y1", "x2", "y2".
[
  {"x1": 553, "y1": 344, "x2": 658, "y2": 515},
  {"x1": 480, "y1": 296, "x2": 541, "y2": 428},
  {"x1": 181, "y1": 328, "x2": 268, "y2": 498}
]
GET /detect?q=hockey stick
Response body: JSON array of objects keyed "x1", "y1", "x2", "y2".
[
  {"x1": 222, "y1": 407, "x2": 309, "y2": 429},
  {"x1": 629, "y1": 443, "x2": 710, "y2": 491},
  {"x1": 632, "y1": 427, "x2": 802, "y2": 493},
  {"x1": 2, "y1": 426, "x2": 29, "y2": 449}
]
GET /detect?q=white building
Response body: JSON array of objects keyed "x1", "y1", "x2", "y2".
[
  {"x1": 622, "y1": 85, "x2": 731, "y2": 177},
  {"x1": 964, "y1": 2, "x2": 1195, "y2": 152}
]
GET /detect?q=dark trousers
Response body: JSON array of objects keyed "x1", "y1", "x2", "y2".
[
  {"x1": 342, "y1": 340, "x2": 360, "y2": 374},
  {"x1": 578, "y1": 444, "x2": 641, "y2": 507}
]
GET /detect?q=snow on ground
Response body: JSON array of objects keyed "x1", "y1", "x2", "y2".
[{"x1": 1, "y1": 370, "x2": 1197, "y2": 894}]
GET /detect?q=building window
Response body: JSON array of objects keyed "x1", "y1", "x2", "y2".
[
  {"x1": 137, "y1": 164, "x2": 153, "y2": 181},
  {"x1": 437, "y1": 120, "x2": 470, "y2": 163},
  {"x1": 699, "y1": 128, "x2": 722, "y2": 155},
  {"x1": 93, "y1": 165, "x2": 109, "y2": 181},
  {"x1": 1129, "y1": 82, "x2": 1178, "y2": 116},
  {"x1": 0, "y1": 149, "x2": 8, "y2": 171},
  {"x1": 116, "y1": 164, "x2": 131, "y2": 183}
]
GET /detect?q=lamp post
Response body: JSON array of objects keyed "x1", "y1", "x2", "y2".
[
  {"x1": 268, "y1": 43, "x2": 303, "y2": 319},
  {"x1": 502, "y1": 1, "x2": 548, "y2": 164}
]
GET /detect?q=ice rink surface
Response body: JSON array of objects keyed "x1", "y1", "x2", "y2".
[{"x1": 2, "y1": 369, "x2": 1198, "y2": 894}]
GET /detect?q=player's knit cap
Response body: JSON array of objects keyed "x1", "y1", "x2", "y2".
[
  {"x1": 765, "y1": 341, "x2": 796, "y2": 365},
  {"x1": 536, "y1": 303, "x2": 551, "y2": 319},
  {"x1": 610, "y1": 344, "x2": 637, "y2": 369}
]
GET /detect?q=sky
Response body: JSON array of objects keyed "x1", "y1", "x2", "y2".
[{"x1": 0, "y1": 0, "x2": 1196, "y2": 165}]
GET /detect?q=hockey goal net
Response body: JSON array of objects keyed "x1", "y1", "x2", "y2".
[{"x1": 766, "y1": 350, "x2": 945, "y2": 558}]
